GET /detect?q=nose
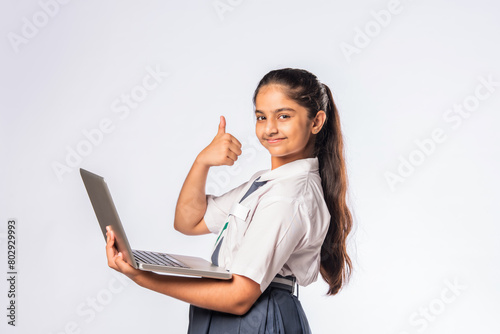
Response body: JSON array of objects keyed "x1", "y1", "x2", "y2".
[{"x1": 265, "y1": 118, "x2": 278, "y2": 136}]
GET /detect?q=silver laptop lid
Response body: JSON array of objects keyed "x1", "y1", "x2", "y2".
[{"x1": 80, "y1": 168, "x2": 138, "y2": 269}]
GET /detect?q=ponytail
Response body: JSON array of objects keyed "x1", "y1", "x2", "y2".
[
  {"x1": 253, "y1": 68, "x2": 353, "y2": 295},
  {"x1": 316, "y1": 83, "x2": 353, "y2": 295}
]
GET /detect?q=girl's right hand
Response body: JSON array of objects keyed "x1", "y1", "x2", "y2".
[{"x1": 197, "y1": 116, "x2": 242, "y2": 167}]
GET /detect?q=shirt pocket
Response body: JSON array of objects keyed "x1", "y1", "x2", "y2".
[
  {"x1": 223, "y1": 202, "x2": 252, "y2": 258},
  {"x1": 228, "y1": 202, "x2": 251, "y2": 221}
]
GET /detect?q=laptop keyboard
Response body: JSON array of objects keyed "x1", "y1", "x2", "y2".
[{"x1": 132, "y1": 249, "x2": 189, "y2": 268}]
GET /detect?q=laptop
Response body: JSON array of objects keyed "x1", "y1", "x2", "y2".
[{"x1": 80, "y1": 168, "x2": 232, "y2": 280}]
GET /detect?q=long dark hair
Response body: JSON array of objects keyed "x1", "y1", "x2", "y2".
[{"x1": 252, "y1": 68, "x2": 353, "y2": 295}]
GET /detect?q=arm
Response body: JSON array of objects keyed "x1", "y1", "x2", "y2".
[
  {"x1": 106, "y1": 227, "x2": 261, "y2": 315},
  {"x1": 135, "y1": 271, "x2": 261, "y2": 315},
  {"x1": 174, "y1": 115, "x2": 242, "y2": 235},
  {"x1": 173, "y1": 158, "x2": 211, "y2": 235}
]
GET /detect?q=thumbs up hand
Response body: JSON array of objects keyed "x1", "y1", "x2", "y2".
[{"x1": 197, "y1": 116, "x2": 242, "y2": 167}]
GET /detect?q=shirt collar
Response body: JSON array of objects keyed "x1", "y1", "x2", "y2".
[{"x1": 257, "y1": 157, "x2": 319, "y2": 182}]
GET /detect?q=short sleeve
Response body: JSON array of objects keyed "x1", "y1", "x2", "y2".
[
  {"x1": 203, "y1": 181, "x2": 249, "y2": 234},
  {"x1": 229, "y1": 196, "x2": 309, "y2": 291}
]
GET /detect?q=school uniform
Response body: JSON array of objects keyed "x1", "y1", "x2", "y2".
[{"x1": 188, "y1": 157, "x2": 331, "y2": 333}]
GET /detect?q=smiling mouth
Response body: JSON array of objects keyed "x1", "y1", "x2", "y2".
[{"x1": 266, "y1": 138, "x2": 285, "y2": 143}]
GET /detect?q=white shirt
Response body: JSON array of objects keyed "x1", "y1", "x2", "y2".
[{"x1": 204, "y1": 157, "x2": 331, "y2": 292}]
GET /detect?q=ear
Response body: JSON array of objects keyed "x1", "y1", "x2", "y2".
[{"x1": 311, "y1": 110, "x2": 327, "y2": 134}]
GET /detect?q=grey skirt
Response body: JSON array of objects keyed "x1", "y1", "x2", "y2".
[{"x1": 187, "y1": 283, "x2": 312, "y2": 334}]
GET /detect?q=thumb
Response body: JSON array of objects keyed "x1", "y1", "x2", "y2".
[
  {"x1": 115, "y1": 252, "x2": 128, "y2": 272},
  {"x1": 217, "y1": 115, "x2": 226, "y2": 135},
  {"x1": 114, "y1": 252, "x2": 129, "y2": 270}
]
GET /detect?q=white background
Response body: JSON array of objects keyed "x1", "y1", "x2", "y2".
[{"x1": 1, "y1": 0, "x2": 499, "y2": 333}]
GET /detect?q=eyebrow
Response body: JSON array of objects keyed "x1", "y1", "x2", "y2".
[{"x1": 254, "y1": 107, "x2": 296, "y2": 114}]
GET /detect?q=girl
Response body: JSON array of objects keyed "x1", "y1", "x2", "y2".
[{"x1": 105, "y1": 68, "x2": 353, "y2": 333}]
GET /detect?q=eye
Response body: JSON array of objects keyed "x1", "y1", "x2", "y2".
[
  {"x1": 278, "y1": 114, "x2": 290, "y2": 119},
  {"x1": 256, "y1": 116, "x2": 265, "y2": 121}
]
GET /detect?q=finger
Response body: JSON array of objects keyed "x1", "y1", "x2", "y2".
[
  {"x1": 106, "y1": 228, "x2": 114, "y2": 246},
  {"x1": 115, "y1": 252, "x2": 126, "y2": 266},
  {"x1": 229, "y1": 135, "x2": 242, "y2": 148},
  {"x1": 217, "y1": 115, "x2": 226, "y2": 136},
  {"x1": 225, "y1": 150, "x2": 238, "y2": 163},
  {"x1": 224, "y1": 157, "x2": 236, "y2": 166},
  {"x1": 228, "y1": 141, "x2": 243, "y2": 156},
  {"x1": 114, "y1": 252, "x2": 135, "y2": 274},
  {"x1": 106, "y1": 248, "x2": 118, "y2": 271},
  {"x1": 106, "y1": 231, "x2": 118, "y2": 262},
  {"x1": 106, "y1": 226, "x2": 112, "y2": 244}
]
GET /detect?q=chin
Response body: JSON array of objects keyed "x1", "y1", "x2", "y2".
[{"x1": 268, "y1": 149, "x2": 288, "y2": 157}]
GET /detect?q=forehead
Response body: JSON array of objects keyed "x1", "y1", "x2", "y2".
[{"x1": 255, "y1": 84, "x2": 301, "y2": 111}]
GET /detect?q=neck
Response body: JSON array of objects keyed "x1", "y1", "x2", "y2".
[{"x1": 270, "y1": 152, "x2": 315, "y2": 170}]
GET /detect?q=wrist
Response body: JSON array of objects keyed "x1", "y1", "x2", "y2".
[
  {"x1": 132, "y1": 270, "x2": 151, "y2": 287},
  {"x1": 194, "y1": 154, "x2": 210, "y2": 170}
]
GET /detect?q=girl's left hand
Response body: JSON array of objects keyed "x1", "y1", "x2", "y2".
[{"x1": 105, "y1": 226, "x2": 142, "y2": 281}]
